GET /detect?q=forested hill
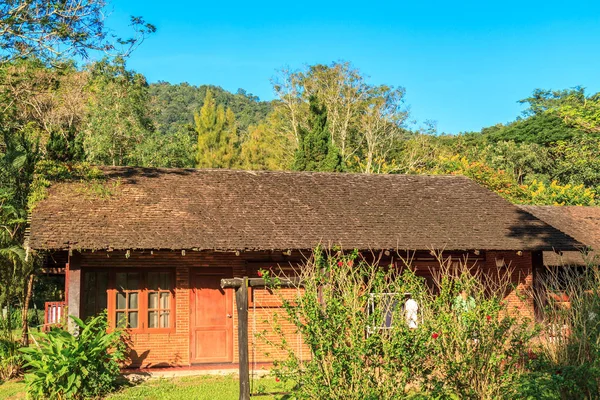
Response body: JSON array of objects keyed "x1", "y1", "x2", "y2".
[{"x1": 149, "y1": 82, "x2": 274, "y2": 135}]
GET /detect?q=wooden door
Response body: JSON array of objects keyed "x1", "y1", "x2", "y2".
[{"x1": 190, "y1": 268, "x2": 233, "y2": 363}]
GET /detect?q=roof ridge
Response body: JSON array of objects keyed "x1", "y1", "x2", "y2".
[{"x1": 98, "y1": 165, "x2": 471, "y2": 179}]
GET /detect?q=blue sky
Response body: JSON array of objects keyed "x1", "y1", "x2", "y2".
[{"x1": 108, "y1": 0, "x2": 600, "y2": 134}]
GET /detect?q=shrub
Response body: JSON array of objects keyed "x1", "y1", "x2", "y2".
[
  {"x1": 0, "y1": 307, "x2": 44, "y2": 332},
  {"x1": 421, "y1": 258, "x2": 538, "y2": 399},
  {"x1": 0, "y1": 336, "x2": 23, "y2": 381},
  {"x1": 20, "y1": 313, "x2": 126, "y2": 399},
  {"x1": 535, "y1": 264, "x2": 600, "y2": 399},
  {"x1": 260, "y1": 249, "x2": 538, "y2": 399}
]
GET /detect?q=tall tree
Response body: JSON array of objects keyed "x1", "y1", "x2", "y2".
[
  {"x1": 520, "y1": 87, "x2": 600, "y2": 135},
  {"x1": 272, "y1": 61, "x2": 409, "y2": 171},
  {"x1": 0, "y1": 0, "x2": 155, "y2": 64},
  {"x1": 239, "y1": 120, "x2": 292, "y2": 171},
  {"x1": 359, "y1": 85, "x2": 408, "y2": 173},
  {"x1": 0, "y1": 0, "x2": 154, "y2": 344},
  {"x1": 293, "y1": 96, "x2": 343, "y2": 172},
  {"x1": 195, "y1": 89, "x2": 238, "y2": 168},
  {"x1": 83, "y1": 58, "x2": 154, "y2": 166}
]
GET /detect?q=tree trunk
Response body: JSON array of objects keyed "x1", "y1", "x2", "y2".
[{"x1": 21, "y1": 274, "x2": 34, "y2": 346}]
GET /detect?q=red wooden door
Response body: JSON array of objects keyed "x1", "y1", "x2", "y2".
[{"x1": 190, "y1": 268, "x2": 233, "y2": 363}]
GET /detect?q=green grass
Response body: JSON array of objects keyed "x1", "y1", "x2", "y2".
[
  {"x1": 0, "y1": 375, "x2": 292, "y2": 400},
  {"x1": 0, "y1": 380, "x2": 26, "y2": 399}
]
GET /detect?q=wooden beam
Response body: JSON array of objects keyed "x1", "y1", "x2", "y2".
[{"x1": 221, "y1": 277, "x2": 303, "y2": 289}]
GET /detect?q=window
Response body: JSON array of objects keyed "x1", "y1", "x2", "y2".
[
  {"x1": 367, "y1": 293, "x2": 398, "y2": 335},
  {"x1": 115, "y1": 272, "x2": 140, "y2": 329},
  {"x1": 367, "y1": 293, "x2": 421, "y2": 335},
  {"x1": 147, "y1": 272, "x2": 173, "y2": 328},
  {"x1": 82, "y1": 271, "x2": 108, "y2": 320},
  {"x1": 81, "y1": 269, "x2": 175, "y2": 333}
]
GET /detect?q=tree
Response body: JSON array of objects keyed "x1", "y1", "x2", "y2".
[
  {"x1": 0, "y1": 59, "x2": 88, "y2": 160},
  {"x1": 520, "y1": 87, "x2": 600, "y2": 135},
  {"x1": 239, "y1": 121, "x2": 292, "y2": 171},
  {"x1": 83, "y1": 58, "x2": 154, "y2": 166},
  {"x1": 132, "y1": 126, "x2": 196, "y2": 168},
  {"x1": 301, "y1": 62, "x2": 368, "y2": 161},
  {"x1": 0, "y1": 0, "x2": 155, "y2": 64},
  {"x1": 195, "y1": 89, "x2": 238, "y2": 168},
  {"x1": 0, "y1": 0, "x2": 154, "y2": 346},
  {"x1": 550, "y1": 137, "x2": 600, "y2": 190},
  {"x1": 483, "y1": 114, "x2": 582, "y2": 145},
  {"x1": 293, "y1": 96, "x2": 343, "y2": 172},
  {"x1": 358, "y1": 86, "x2": 408, "y2": 173},
  {"x1": 272, "y1": 61, "x2": 409, "y2": 171},
  {"x1": 483, "y1": 141, "x2": 552, "y2": 185},
  {"x1": 271, "y1": 67, "x2": 307, "y2": 148}
]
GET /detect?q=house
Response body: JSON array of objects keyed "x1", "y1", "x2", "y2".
[{"x1": 27, "y1": 167, "x2": 580, "y2": 368}]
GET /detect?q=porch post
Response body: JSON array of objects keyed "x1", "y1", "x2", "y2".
[{"x1": 66, "y1": 266, "x2": 81, "y2": 333}]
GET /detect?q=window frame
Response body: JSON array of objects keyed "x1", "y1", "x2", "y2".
[
  {"x1": 366, "y1": 292, "x2": 399, "y2": 336},
  {"x1": 82, "y1": 268, "x2": 176, "y2": 334},
  {"x1": 146, "y1": 271, "x2": 175, "y2": 330},
  {"x1": 114, "y1": 271, "x2": 141, "y2": 330}
]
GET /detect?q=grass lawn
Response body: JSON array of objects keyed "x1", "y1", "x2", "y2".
[
  {"x1": 0, "y1": 379, "x2": 26, "y2": 399},
  {"x1": 0, "y1": 375, "x2": 292, "y2": 400}
]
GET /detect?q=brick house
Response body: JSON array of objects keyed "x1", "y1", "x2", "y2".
[{"x1": 27, "y1": 167, "x2": 580, "y2": 368}]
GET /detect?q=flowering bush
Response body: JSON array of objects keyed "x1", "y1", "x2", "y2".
[{"x1": 260, "y1": 249, "x2": 540, "y2": 399}]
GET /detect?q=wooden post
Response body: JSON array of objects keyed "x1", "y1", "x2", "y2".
[
  {"x1": 221, "y1": 276, "x2": 302, "y2": 400},
  {"x1": 236, "y1": 277, "x2": 250, "y2": 400},
  {"x1": 66, "y1": 266, "x2": 81, "y2": 334}
]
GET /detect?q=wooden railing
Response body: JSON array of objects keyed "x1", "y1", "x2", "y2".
[{"x1": 43, "y1": 301, "x2": 66, "y2": 331}]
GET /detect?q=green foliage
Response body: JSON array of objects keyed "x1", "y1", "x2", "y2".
[
  {"x1": 20, "y1": 313, "x2": 127, "y2": 400},
  {"x1": 0, "y1": 336, "x2": 24, "y2": 382},
  {"x1": 526, "y1": 180, "x2": 596, "y2": 206},
  {"x1": 149, "y1": 82, "x2": 273, "y2": 136},
  {"x1": 520, "y1": 87, "x2": 600, "y2": 135},
  {"x1": 273, "y1": 61, "x2": 409, "y2": 170},
  {"x1": 482, "y1": 141, "x2": 552, "y2": 184},
  {"x1": 550, "y1": 137, "x2": 600, "y2": 190},
  {"x1": 0, "y1": 0, "x2": 154, "y2": 65},
  {"x1": 132, "y1": 126, "x2": 196, "y2": 168},
  {"x1": 293, "y1": 96, "x2": 343, "y2": 172},
  {"x1": 483, "y1": 114, "x2": 582, "y2": 145},
  {"x1": 83, "y1": 58, "x2": 155, "y2": 166},
  {"x1": 195, "y1": 89, "x2": 239, "y2": 168},
  {"x1": 239, "y1": 122, "x2": 292, "y2": 170},
  {"x1": 262, "y1": 250, "x2": 539, "y2": 399},
  {"x1": 532, "y1": 265, "x2": 600, "y2": 399}
]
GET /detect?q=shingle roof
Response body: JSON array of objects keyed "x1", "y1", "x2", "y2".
[
  {"x1": 518, "y1": 205, "x2": 600, "y2": 265},
  {"x1": 28, "y1": 167, "x2": 581, "y2": 252}
]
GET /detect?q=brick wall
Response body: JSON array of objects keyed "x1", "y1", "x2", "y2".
[
  {"x1": 484, "y1": 250, "x2": 535, "y2": 319},
  {"x1": 71, "y1": 250, "x2": 304, "y2": 368},
  {"x1": 69, "y1": 249, "x2": 535, "y2": 368}
]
